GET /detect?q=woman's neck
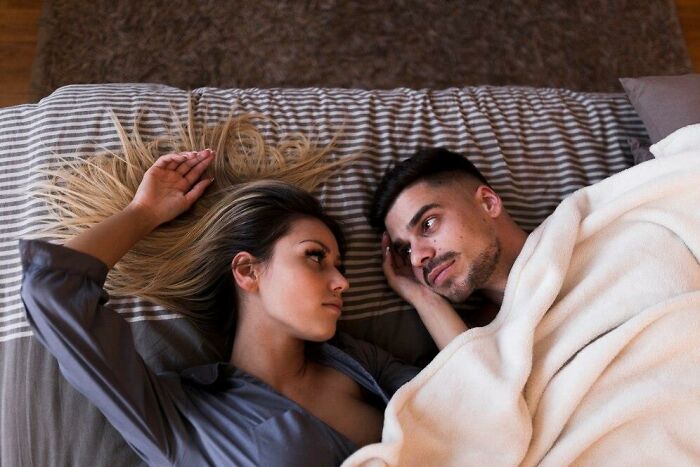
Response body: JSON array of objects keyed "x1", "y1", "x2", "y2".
[{"x1": 229, "y1": 307, "x2": 311, "y2": 392}]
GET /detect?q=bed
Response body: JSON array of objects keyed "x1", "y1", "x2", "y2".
[{"x1": 0, "y1": 82, "x2": 653, "y2": 465}]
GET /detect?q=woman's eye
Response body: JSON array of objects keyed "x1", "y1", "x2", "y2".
[{"x1": 307, "y1": 250, "x2": 326, "y2": 264}]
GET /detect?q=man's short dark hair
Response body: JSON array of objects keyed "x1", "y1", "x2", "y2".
[{"x1": 368, "y1": 147, "x2": 490, "y2": 231}]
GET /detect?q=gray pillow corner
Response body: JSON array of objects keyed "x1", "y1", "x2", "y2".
[{"x1": 619, "y1": 73, "x2": 700, "y2": 144}]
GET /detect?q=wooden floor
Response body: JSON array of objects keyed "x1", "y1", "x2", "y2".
[
  {"x1": 1, "y1": 0, "x2": 699, "y2": 108},
  {"x1": 0, "y1": 0, "x2": 42, "y2": 107}
]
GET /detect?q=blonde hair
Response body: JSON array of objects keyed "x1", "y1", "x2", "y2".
[{"x1": 35, "y1": 104, "x2": 350, "y2": 323}]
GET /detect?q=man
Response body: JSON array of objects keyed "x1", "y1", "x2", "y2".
[
  {"x1": 368, "y1": 147, "x2": 528, "y2": 349},
  {"x1": 344, "y1": 141, "x2": 700, "y2": 466}
]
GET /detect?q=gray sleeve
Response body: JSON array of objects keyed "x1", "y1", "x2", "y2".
[
  {"x1": 336, "y1": 333, "x2": 421, "y2": 398},
  {"x1": 19, "y1": 239, "x2": 188, "y2": 467}
]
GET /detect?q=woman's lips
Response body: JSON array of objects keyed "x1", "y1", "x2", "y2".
[{"x1": 322, "y1": 302, "x2": 342, "y2": 315}]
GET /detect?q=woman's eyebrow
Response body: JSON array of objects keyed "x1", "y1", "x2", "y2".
[
  {"x1": 299, "y1": 239, "x2": 331, "y2": 253},
  {"x1": 300, "y1": 240, "x2": 344, "y2": 262}
]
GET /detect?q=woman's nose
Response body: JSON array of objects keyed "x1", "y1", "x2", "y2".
[{"x1": 332, "y1": 270, "x2": 350, "y2": 294}]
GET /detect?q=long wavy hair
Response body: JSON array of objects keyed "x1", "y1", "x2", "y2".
[{"x1": 33, "y1": 104, "x2": 351, "y2": 325}]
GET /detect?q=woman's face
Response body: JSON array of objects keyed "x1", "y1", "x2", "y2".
[{"x1": 256, "y1": 217, "x2": 349, "y2": 342}]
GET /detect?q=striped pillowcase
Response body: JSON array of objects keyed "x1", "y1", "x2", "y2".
[{"x1": 0, "y1": 83, "x2": 645, "y2": 365}]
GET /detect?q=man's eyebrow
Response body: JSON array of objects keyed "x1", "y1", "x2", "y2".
[{"x1": 407, "y1": 203, "x2": 440, "y2": 230}]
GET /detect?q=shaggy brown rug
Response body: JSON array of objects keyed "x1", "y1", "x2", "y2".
[{"x1": 31, "y1": 0, "x2": 691, "y2": 97}]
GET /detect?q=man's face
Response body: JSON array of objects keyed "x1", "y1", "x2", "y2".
[{"x1": 384, "y1": 178, "x2": 501, "y2": 302}]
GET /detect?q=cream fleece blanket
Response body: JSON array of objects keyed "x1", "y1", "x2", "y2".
[{"x1": 344, "y1": 125, "x2": 700, "y2": 466}]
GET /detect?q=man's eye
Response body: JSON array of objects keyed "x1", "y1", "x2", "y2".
[
  {"x1": 422, "y1": 217, "x2": 436, "y2": 232},
  {"x1": 399, "y1": 246, "x2": 411, "y2": 258}
]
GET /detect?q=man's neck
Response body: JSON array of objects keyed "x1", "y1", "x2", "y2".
[
  {"x1": 485, "y1": 224, "x2": 529, "y2": 304},
  {"x1": 483, "y1": 288, "x2": 505, "y2": 304}
]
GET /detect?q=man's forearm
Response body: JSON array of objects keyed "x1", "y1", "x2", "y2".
[
  {"x1": 64, "y1": 205, "x2": 159, "y2": 269},
  {"x1": 412, "y1": 293, "x2": 468, "y2": 350}
]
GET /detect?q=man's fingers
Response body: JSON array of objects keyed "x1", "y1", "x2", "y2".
[
  {"x1": 382, "y1": 246, "x2": 399, "y2": 281},
  {"x1": 381, "y1": 233, "x2": 393, "y2": 269},
  {"x1": 382, "y1": 250, "x2": 395, "y2": 282}
]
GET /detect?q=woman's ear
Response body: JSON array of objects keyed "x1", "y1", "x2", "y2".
[
  {"x1": 476, "y1": 185, "x2": 503, "y2": 218},
  {"x1": 231, "y1": 252, "x2": 259, "y2": 292}
]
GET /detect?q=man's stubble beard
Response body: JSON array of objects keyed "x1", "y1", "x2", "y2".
[{"x1": 441, "y1": 236, "x2": 502, "y2": 303}]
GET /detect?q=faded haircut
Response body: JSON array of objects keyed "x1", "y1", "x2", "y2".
[{"x1": 368, "y1": 147, "x2": 490, "y2": 232}]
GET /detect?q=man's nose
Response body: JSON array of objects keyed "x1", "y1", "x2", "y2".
[{"x1": 410, "y1": 241, "x2": 434, "y2": 268}]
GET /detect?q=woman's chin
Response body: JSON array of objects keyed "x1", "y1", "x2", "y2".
[{"x1": 305, "y1": 324, "x2": 337, "y2": 342}]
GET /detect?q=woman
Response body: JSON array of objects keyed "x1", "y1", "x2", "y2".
[{"x1": 20, "y1": 114, "x2": 419, "y2": 466}]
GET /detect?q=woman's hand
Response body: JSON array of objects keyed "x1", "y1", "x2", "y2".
[
  {"x1": 128, "y1": 149, "x2": 216, "y2": 228},
  {"x1": 64, "y1": 149, "x2": 215, "y2": 268}
]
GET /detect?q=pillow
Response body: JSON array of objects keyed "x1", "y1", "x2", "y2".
[{"x1": 620, "y1": 73, "x2": 700, "y2": 144}]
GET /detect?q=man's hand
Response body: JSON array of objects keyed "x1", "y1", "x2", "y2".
[
  {"x1": 381, "y1": 232, "x2": 468, "y2": 349},
  {"x1": 129, "y1": 149, "x2": 215, "y2": 229},
  {"x1": 381, "y1": 232, "x2": 436, "y2": 305}
]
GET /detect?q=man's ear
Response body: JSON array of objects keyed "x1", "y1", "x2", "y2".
[
  {"x1": 231, "y1": 252, "x2": 259, "y2": 292},
  {"x1": 475, "y1": 185, "x2": 502, "y2": 218}
]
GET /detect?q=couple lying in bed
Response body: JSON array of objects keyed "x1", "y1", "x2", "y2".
[
  {"x1": 22, "y1": 110, "x2": 677, "y2": 466},
  {"x1": 20, "y1": 112, "x2": 520, "y2": 466}
]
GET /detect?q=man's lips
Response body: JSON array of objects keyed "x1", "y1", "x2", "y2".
[{"x1": 427, "y1": 260, "x2": 455, "y2": 287}]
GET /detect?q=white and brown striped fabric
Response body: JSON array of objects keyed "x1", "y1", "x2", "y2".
[{"x1": 0, "y1": 84, "x2": 645, "y2": 466}]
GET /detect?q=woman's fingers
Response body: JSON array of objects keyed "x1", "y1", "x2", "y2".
[
  {"x1": 182, "y1": 150, "x2": 214, "y2": 184},
  {"x1": 154, "y1": 152, "x2": 188, "y2": 169},
  {"x1": 184, "y1": 177, "x2": 214, "y2": 205},
  {"x1": 174, "y1": 150, "x2": 207, "y2": 175},
  {"x1": 152, "y1": 150, "x2": 215, "y2": 182},
  {"x1": 169, "y1": 152, "x2": 196, "y2": 171}
]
